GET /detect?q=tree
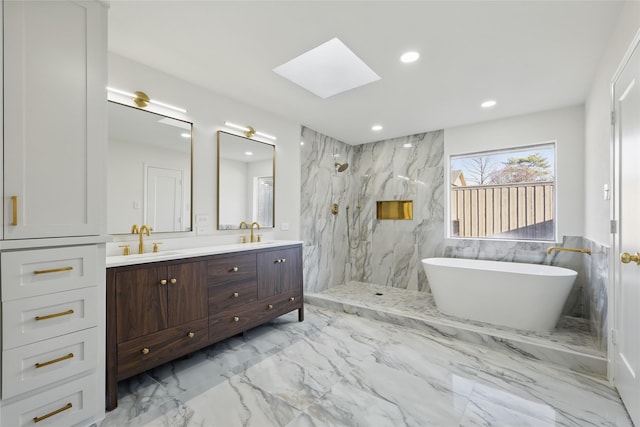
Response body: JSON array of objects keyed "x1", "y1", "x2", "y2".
[
  {"x1": 464, "y1": 156, "x2": 497, "y2": 185},
  {"x1": 488, "y1": 153, "x2": 553, "y2": 184}
]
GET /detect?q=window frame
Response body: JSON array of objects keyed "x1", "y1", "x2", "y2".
[{"x1": 446, "y1": 141, "x2": 557, "y2": 243}]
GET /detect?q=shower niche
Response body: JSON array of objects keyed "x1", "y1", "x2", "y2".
[{"x1": 376, "y1": 200, "x2": 413, "y2": 220}]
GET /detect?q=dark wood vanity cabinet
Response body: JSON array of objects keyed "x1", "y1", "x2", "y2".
[{"x1": 106, "y1": 244, "x2": 303, "y2": 410}]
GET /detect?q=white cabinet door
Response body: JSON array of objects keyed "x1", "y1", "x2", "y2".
[{"x1": 3, "y1": 0, "x2": 106, "y2": 239}]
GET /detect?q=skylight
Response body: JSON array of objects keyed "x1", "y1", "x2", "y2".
[{"x1": 273, "y1": 37, "x2": 380, "y2": 99}]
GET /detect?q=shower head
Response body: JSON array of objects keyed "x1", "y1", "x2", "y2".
[{"x1": 335, "y1": 162, "x2": 349, "y2": 172}]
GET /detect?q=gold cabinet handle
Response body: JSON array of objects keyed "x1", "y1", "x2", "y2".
[
  {"x1": 281, "y1": 258, "x2": 286, "y2": 263},
  {"x1": 11, "y1": 195, "x2": 17, "y2": 226},
  {"x1": 160, "y1": 279, "x2": 167, "y2": 285},
  {"x1": 33, "y1": 402, "x2": 73, "y2": 423},
  {"x1": 170, "y1": 278, "x2": 177, "y2": 284},
  {"x1": 233, "y1": 316, "x2": 240, "y2": 322},
  {"x1": 232, "y1": 292, "x2": 239, "y2": 298},
  {"x1": 33, "y1": 266, "x2": 73, "y2": 275},
  {"x1": 141, "y1": 348, "x2": 150, "y2": 355},
  {"x1": 35, "y1": 353, "x2": 74, "y2": 369},
  {"x1": 267, "y1": 304, "x2": 273, "y2": 310},
  {"x1": 35, "y1": 309, "x2": 74, "y2": 321},
  {"x1": 275, "y1": 259, "x2": 282, "y2": 264},
  {"x1": 232, "y1": 266, "x2": 239, "y2": 272},
  {"x1": 620, "y1": 252, "x2": 640, "y2": 265},
  {"x1": 289, "y1": 297, "x2": 295, "y2": 302},
  {"x1": 188, "y1": 332, "x2": 195, "y2": 338}
]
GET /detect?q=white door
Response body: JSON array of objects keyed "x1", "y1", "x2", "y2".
[
  {"x1": 613, "y1": 36, "x2": 640, "y2": 425},
  {"x1": 145, "y1": 166, "x2": 184, "y2": 232}
]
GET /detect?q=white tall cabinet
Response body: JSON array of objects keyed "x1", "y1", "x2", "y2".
[{"x1": 0, "y1": 1, "x2": 108, "y2": 426}]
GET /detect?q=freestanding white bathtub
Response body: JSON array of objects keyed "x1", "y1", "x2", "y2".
[{"x1": 421, "y1": 257, "x2": 577, "y2": 332}]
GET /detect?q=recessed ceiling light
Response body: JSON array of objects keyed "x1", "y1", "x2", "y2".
[
  {"x1": 245, "y1": 151, "x2": 253, "y2": 156},
  {"x1": 273, "y1": 37, "x2": 380, "y2": 99},
  {"x1": 481, "y1": 100, "x2": 497, "y2": 108},
  {"x1": 403, "y1": 143, "x2": 413, "y2": 148},
  {"x1": 372, "y1": 124, "x2": 383, "y2": 131},
  {"x1": 181, "y1": 133, "x2": 190, "y2": 138},
  {"x1": 400, "y1": 51, "x2": 420, "y2": 63}
]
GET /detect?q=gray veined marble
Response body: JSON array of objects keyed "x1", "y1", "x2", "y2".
[{"x1": 100, "y1": 304, "x2": 631, "y2": 427}]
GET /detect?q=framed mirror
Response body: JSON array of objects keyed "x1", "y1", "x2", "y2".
[
  {"x1": 107, "y1": 101, "x2": 193, "y2": 234},
  {"x1": 217, "y1": 131, "x2": 274, "y2": 230}
]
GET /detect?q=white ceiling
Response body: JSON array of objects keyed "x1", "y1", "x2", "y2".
[{"x1": 107, "y1": 1, "x2": 624, "y2": 145}]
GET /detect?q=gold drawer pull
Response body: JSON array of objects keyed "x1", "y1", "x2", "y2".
[
  {"x1": 35, "y1": 352, "x2": 74, "y2": 369},
  {"x1": 289, "y1": 297, "x2": 295, "y2": 302},
  {"x1": 267, "y1": 304, "x2": 273, "y2": 310},
  {"x1": 33, "y1": 402, "x2": 72, "y2": 423},
  {"x1": 141, "y1": 348, "x2": 150, "y2": 355},
  {"x1": 160, "y1": 279, "x2": 167, "y2": 285},
  {"x1": 188, "y1": 332, "x2": 195, "y2": 338},
  {"x1": 232, "y1": 266, "x2": 239, "y2": 272},
  {"x1": 281, "y1": 258, "x2": 286, "y2": 263},
  {"x1": 233, "y1": 292, "x2": 239, "y2": 298},
  {"x1": 170, "y1": 278, "x2": 177, "y2": 284},
  {"x1": 35, "y1": 309, "x2": 74, "y2": 321},
  {"x1": 233, "y1": 316, "x2": 240, "y2": 322},
  {"x1": 11, "y1": 195, "x2": 17, "y2": 226},
  {"x1": 33, "y1": 266, "x2": 73, "y2": 275}
]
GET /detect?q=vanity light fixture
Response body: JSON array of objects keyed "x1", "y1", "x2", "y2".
[
  {"x1": 224, "y1": 122, "x2": 277, "y2": 140},
  {"x1": 481, "y1": 99, "x2": 497, "y2": 108},
  {"x1": 371, "y1": 124, "x2": 383, "y2": 131},
  {"x1": 106, "y1": 87, "x2": 187, "y2": 113}
]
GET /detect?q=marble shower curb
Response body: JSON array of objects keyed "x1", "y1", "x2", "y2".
[{"x1": 305, "y1": 292, "x2": 607, "y2": 378}]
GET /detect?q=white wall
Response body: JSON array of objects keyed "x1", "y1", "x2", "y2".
[
  {"x1": 444, "y1": 105, "x2": 585, "y2": 241},
  {"x1": 108, "y1": 53, "x2": 301, "y2": 241},
  {"x1": 585, "y1": 2, "x2": 640, "y2": 245}
]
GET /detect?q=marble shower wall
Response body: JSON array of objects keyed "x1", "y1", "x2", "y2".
[
  {"x1": 583, "y1": 238, "x2": 609, "y2": 351},
  {"x1": 350, "y1": 131, "x2": 445, "y2": 291},
  {"x1": 300, "y1": 127, "x2": 356, "y2": 293}
]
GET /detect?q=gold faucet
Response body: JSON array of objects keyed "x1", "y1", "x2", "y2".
[
  {"x1": 250, "y1": 221, "x2": 260, "y2": 243},
  {"x1": 131, "y1": 224, "x2": 139, "y2": 234},
  {"x1": 547, "y1": 247, "x2": 591, "y2": 255},
  {"x1": 135, "y1": 224, "x2": 152, "y2": 254},
  {"x1": 239, "y1": 221, "x2": 249, "y2": 243}
]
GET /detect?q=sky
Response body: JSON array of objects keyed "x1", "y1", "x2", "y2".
[{"x1": 450, "y1": 144, "x2": 555, "y2": 186}]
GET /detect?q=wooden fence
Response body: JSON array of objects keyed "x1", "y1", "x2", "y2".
[{"x1": 451, "y1": 182, "x2": 553, "y2": 238}]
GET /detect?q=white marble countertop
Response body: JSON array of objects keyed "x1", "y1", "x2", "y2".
[{"x1": 106, "y1": 240, "x2": 303, "y2": 268}]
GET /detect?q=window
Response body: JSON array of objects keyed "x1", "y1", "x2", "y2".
[{"x1": 449, "y1": 143, "x2": 555, "y2": 241}]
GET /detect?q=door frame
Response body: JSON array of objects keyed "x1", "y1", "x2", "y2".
[{"x1": 610, "y1": 27, "x2": 640, "y2": 383}]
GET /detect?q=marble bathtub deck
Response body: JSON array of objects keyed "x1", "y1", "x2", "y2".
[
  {"x1": 306, "y1": 282, "x2": 606, "y2": 377},
  {"x1": 98, "y1": 305, "x2": 631, "y2": 427}
]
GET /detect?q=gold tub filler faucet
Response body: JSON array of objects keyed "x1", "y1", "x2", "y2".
[{"x1": 546, "y1": 247, "x2": 591, "y2": 255}]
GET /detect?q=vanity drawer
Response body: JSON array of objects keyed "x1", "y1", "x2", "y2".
[
  {"x1": 1, "y1": 245, "x2": 98, "y2": 301},
  {"x1": 207, "y1": 252, "x2": 256, "y2": 286},
  {"x1": 2, "y1": 328, "x2": 97, "y2": 399},
  {"x1": 208, "y1": 279, "x2": 257, "y2": 311},
  {"x1": 2, "y1": 287, "x2": 98, "y2": 349},
  {"x1": 208, "y1": 303, "x2": 262, "y2": 342},
  {"x1": 1, "y1": 374, "x2": 98, "y2": 427},
  {"x1": 117, "y1": 318, "x2": 208, "y2": 380}
]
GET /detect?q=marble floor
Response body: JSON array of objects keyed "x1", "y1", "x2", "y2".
[
  {"x1": 99, "y1": 304, "x2": 631, "y2": 427},
  {"x1": 306, "y1": 282, "x2": 606, "y2": 377}
]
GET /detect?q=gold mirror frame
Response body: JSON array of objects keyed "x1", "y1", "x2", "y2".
[
  {"x1": 217, "y1": 131, "x2": 275, "y2": 230},
  {"x1": 107, "y1": 101, "x2": 194, "y2": 234}
]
